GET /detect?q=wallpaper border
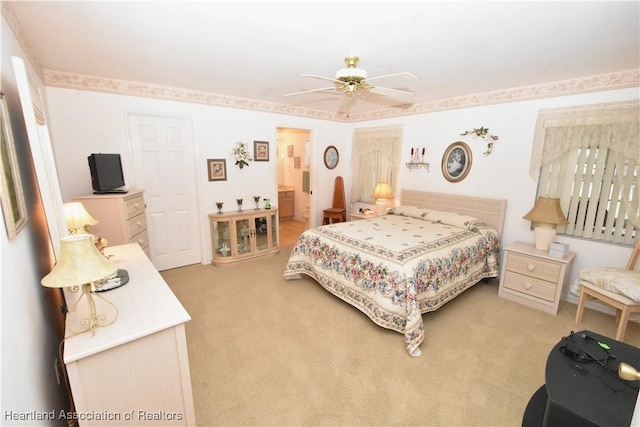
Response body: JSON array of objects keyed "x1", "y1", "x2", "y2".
[{"x1": 42, "y1": 68, "x2": 639, "y2": 122}]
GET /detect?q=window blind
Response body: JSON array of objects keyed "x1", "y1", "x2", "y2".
[{"x1": 533, "y1": 101, "x2": 639, "y2": 245}]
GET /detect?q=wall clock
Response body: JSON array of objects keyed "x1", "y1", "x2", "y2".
[{"x1": 323, "y1": 145, "x2": 339, "y2": 170}]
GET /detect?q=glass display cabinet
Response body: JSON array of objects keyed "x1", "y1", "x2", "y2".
[{"x1": 209, "y1": 208, "x2": 279, "y2": 265}]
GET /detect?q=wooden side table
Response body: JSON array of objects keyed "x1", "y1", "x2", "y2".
[{"x1": 498, "y1": 241, "x2": 575, "y2": 315}]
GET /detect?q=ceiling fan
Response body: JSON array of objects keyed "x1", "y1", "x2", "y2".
[{"x1": 284, "y1": 55, "x2": 417, "y2": 99}]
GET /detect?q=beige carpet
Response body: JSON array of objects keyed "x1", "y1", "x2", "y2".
[{"x1": 162, "y1": 246, "x2": 640, "y2": 427}]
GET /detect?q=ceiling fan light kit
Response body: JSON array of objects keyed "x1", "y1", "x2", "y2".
[{"x1": 336, "y1": 55, "x2": 367, "y2": 80}]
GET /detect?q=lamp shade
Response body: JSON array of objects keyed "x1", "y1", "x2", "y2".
[
  {"x1": 371, "y1": 182, "x2": 393, "y2": 200},
  {"x1": 41, "y1": 234, "x2": 117, "y2": 288},
  {"x1": 64, "y1": 202, "x2": 98, "y2": 231},
  {"x1": 523, "y1": 197, "x2": 569, "y2": 225}
]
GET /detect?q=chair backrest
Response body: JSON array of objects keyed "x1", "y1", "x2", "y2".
[
  {"x1": 625, "y1": 240, "x2": 640, "y2": 270},
  {"x1": 332, "y1": 176, "x2": 346, "y2": 209}
]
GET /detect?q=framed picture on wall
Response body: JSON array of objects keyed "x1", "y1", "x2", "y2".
[
  {"x1": 207, "y1": 159, "x2": 227, "y2": 181},
  {"x1": 287, "y1": 145, "x2": 294, "y2": 157},
  {"x1": 253, "y1": 140, "x2": 269, "y2": 161},
  {"x1": 294, "y1": 156, "x2": 301, "y2": 169},
  {"x1": 323, "y1": 145, "x2": 339, "y2": 170},
  {"x1": 441, "y1": 141, "x2": 472, "y2": 183},
  {"x1": 0, "y1": 93, "x2": 28, "y2": 239}
]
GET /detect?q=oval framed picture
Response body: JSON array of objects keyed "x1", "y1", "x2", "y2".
[
  {"x1": 323, "y1": 145, "x2": 339, "y2": 170},
  {"x1": 441, "y1": 141, "x2": 472, "y2": 183}
]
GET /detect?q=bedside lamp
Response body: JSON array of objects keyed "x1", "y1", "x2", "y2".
[
  {"x1": 372, "y1": 182, "x2": 393, "y2": 215},
  {"x1": 41, "y1": 234, "x2": 118, "y2": 335},
  {"x1": 523, "y1": 197, "x2": 569, "y2": 251},
  {"x1": 64, "y1": 202, "x2": 98, "y2": 234}
]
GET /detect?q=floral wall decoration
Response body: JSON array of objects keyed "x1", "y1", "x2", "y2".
[
  {"x1": 233, "y1": 142, "x2": 252, "y2": 169},
  {"x1": 460, "y1": 127, "x2": 499, "y2": 155}
]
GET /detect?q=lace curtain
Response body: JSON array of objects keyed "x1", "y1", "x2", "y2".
[
  {"x1": 529, "y1": 100, "x2": 639, "y2": 229},
  {"x1": 350, "y1": 125, "x2": 403, "y2": 203}
]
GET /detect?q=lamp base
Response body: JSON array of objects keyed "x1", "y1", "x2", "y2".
[
  {"x1": 375, "y1": 199, "x2": 388, "y2": 216},
  {"x1": 533, "y1": 224, "x2": 556, "y2": 251},
  {"x1": 66, "y1": 283, "x2": 119, "y2": 336}
]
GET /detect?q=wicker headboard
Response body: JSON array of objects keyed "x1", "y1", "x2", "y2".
[{"x1": 400, "y1": 190, "x2": 507, "y2": 238}]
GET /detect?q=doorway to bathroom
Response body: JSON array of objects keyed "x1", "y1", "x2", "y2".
[{"x1": 276, "y1": 127, "x2": 312, "y2": 246}]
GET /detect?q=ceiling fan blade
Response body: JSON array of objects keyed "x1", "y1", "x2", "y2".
[
  {"x1": 365, "y1": 72, "x2": 417, "y2": 83},
  {"x1": 301, "y1": 74, "x2": 344, "y2": 84},
  {"x1": 283, "y1": 86, "x2": 339, "y2": 97},
  {"x1": 369, "y1": 85, "x2": 415, "y2": 97}
]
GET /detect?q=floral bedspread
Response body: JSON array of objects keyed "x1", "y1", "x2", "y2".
[{"x1": 283, "y1": 206, "x2": 500, "y2": 355}]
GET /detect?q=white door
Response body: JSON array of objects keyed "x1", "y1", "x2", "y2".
[{"x1": 127, "y1": 114, "x2": 200, "y2": 271}]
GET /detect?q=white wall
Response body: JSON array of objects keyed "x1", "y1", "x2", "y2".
[
  {"x1": 43, "y1": 73, "x2": 637, "y2": 287},
  {"x1": 1, "y1": 13, "x2": 69, "y2": 424},
  {"x1": 44, "y1": 88, "x2": 349, "y2": 263},
  {"x1": 357, "y1": 87, "x2": 639, "y2": 289}
]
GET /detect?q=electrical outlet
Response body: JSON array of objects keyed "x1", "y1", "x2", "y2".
[{"x1": 54, "y1": 358, "x2": 61, "y2": 385}]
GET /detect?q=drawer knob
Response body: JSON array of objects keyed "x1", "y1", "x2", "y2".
[
  {"x1": 524, "y1": 282, "x2": 533, "y2": 290},
  {"x1": 527, "y1": 263, "x2": 535, "y2": 272}
]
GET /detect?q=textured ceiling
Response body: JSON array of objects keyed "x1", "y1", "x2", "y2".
[{"x1": 6, "y1": 1, "x2": 640, "y2": 116}]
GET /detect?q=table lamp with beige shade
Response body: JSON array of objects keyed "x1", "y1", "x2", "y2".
[
  {"x1": 63, "y1": 202, "x2": 97, "y2": 234},
  {"x1": 523, "y1": 197, "x2": 569, "y2": 251},
  {"x1": 372, "y1": 182, "x2": 393, "y2": 215},
  {"x1": 41, "y1": 234, "x2": 119, "y2": 335}
]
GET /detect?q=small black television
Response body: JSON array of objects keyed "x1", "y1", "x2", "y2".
[{"x1": 88, "y1": 153, "x2": 127, "y2": 194}]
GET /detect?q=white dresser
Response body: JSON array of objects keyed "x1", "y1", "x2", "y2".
[
  {"x1": 63, "y1": 244, "x2": 195, "y2": 426},
  {"x1": 73, "y1": 190, "x2": 149, "y2": 256}
]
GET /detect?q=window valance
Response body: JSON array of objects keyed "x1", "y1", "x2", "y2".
[{"x1": 530, "y1": 100, "x2": 639, "y2": 180}]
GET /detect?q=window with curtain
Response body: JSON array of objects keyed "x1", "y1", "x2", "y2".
[
  {"x1": 350, "y1": 125, "x2": 403, "y2": 204},
  {"x1": 530, "y1": 101, "x2": 639, "y2": 245}
]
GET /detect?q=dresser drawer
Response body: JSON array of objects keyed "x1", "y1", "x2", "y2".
[
  {"x1": 503, "y1": 271, "x2": 557, "y2": 302},
  {"x1": 129, "y1": 229, "x2": 149, "y2": 249},
  {"x1": 127, "y1": 213, "x2": 147, "y2": 239},
  {"x1": 125, "y1": 195, "x2": 146, "y2": 219},
  {"x1": 506, "y1": 253, "x2": 561, "y2": 283}
]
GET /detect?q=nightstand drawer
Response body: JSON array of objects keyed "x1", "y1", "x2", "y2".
[
  {"x1": 127, "y1": 213, "x2": 147, "y2": 239},
  {"x1": 498, "y1": 242, "x2": 576, "y2": 315},
  {"x1": 130, "y1": 229, "x2": 149, "y2": 248},
  {"x1": 125, "y1": 195, "x2": 146, "y2": 219},
  {"x1": 503, "y1": 271, "x2": 557, "y2": 302},
  {"x1": 506, "y1": 253, "x2": 561, "y2": 283}
]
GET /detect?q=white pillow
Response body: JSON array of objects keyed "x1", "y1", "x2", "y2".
[
  {"x1": 389, "y1": 206, "x2": 429, "y2": 219},
  {"x1": 426, "y1": 209, "x2": 484, "y2": 231}
]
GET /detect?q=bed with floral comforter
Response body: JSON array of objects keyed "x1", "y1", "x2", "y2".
[{"x1": 283, "y1": 206, "x2": 501, "y2": 356}]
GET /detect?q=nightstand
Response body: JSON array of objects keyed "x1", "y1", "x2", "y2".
[
  {"x1": 349, "y1": 212, "x2": 376, "y2": 221},
  {"x1": 498, "y1": 241, "x2": 576, "y2": 315}
]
